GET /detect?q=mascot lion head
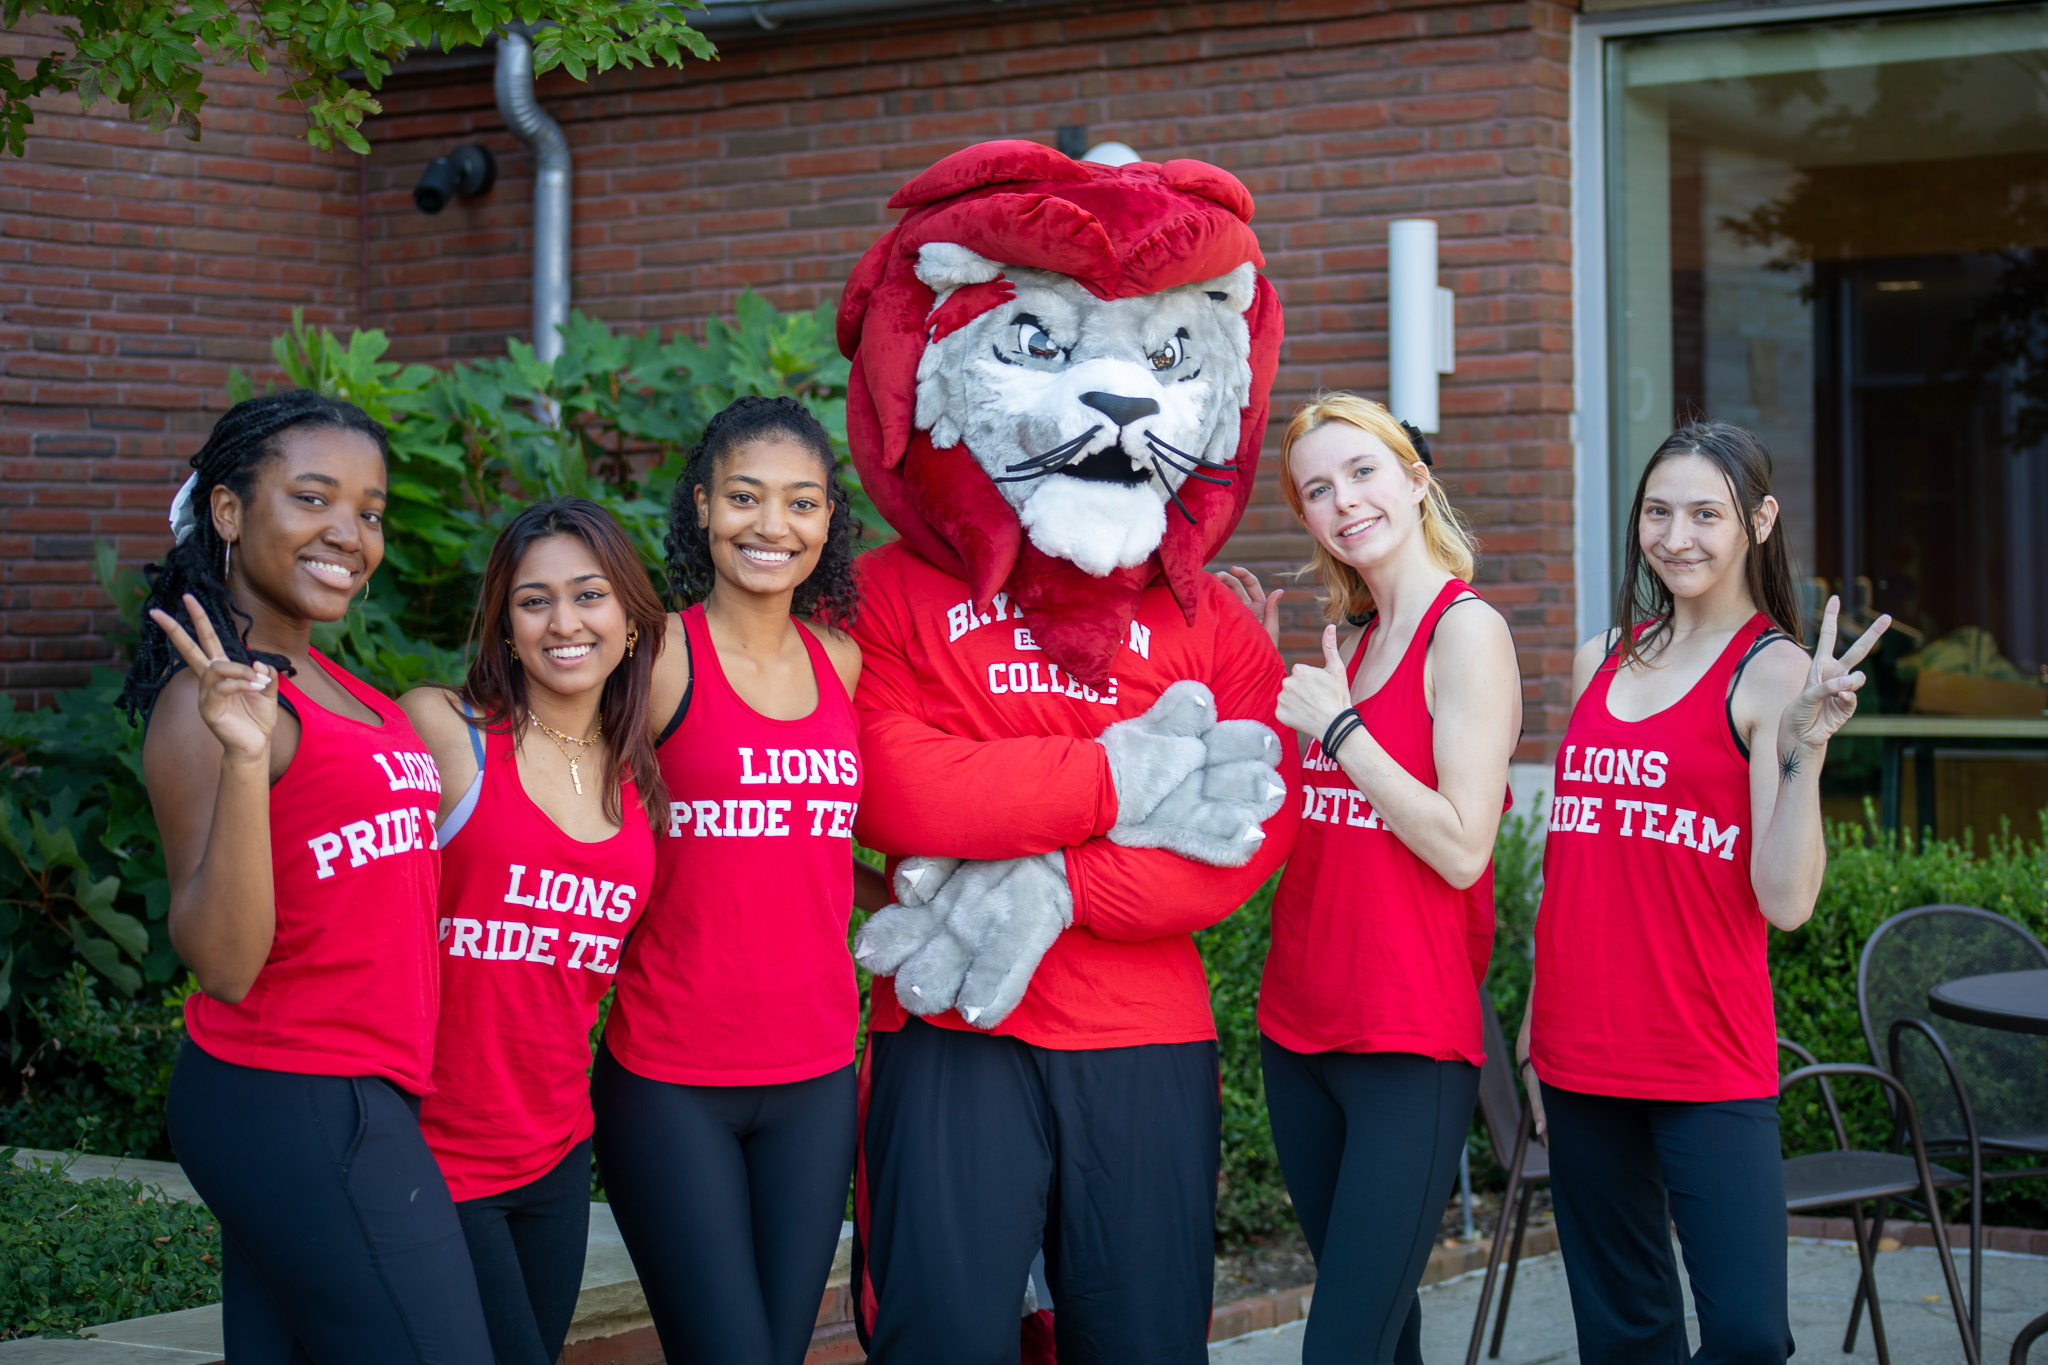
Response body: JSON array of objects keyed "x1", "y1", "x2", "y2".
[{"x1": 838, "y1": 140, "x2": 1283, "y2": 682}]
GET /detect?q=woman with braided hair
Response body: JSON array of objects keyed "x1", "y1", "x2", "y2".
[
  {"x1": 592, "y1": 395, "x2": 869, "y2": 1365},
  {"x1": 127, "y1": 391, "x2": 492, "y2": 1365}
]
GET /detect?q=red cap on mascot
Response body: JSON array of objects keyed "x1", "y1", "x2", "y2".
[{"x1": 837, "y1": 140, "x2": 1283, "y2": 682}]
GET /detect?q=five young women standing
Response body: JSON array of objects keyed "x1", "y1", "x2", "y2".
[{"x1": 125, "y1": 384, "x2": 1873, "y2": 1365}]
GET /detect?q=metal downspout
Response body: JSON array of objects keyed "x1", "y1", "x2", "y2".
[{"x1": 494, "y1": 32, "x2": 571, "y2": 368}]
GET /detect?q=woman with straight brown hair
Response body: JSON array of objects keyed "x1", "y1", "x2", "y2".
[
  {"x1": 1519, "y1": 422, "x2": 1886, "y2": 1364},
  {"x1": 401, "y1": 497, "x2": 670, "y2": 1365},
  {"x1": 1219, "y1": 393, "x2": 1521, "y2": 1364}
]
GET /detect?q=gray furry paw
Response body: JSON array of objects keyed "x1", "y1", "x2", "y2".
[
  {"x1": 850, "y1": 856, "x2": 964, "y2": 978},
  {"x1": 854, "y1": 853, "x2": 1073, "y2": 1030},
  {"x1": 1097, "y1": 680, "x2": 1286, "y2": 867}
]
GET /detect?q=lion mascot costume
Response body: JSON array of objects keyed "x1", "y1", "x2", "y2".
[{"x1": 838, "y1": 140, "x2": 1303, "y2": 1365}]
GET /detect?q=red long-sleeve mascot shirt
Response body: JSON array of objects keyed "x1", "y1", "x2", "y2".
[
  {"x1": 852, "y1": 546, "x2": 1301, "y2": 1049},
  {"x1": 840, "y1": 140, "x2": 1301, "y2": 1050}
]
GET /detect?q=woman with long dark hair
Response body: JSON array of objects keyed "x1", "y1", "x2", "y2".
[
  {"x1": 1519, "y1": 422, "x2": 1887, "y2": 1363},
  {"x1": 126, "y1": 391, "x2": 492, "y2": 1364},
  {"x1": 399, "y1": 498, "x2": 669, "y2": 1365},
  {"x1": 593, "y1": 395, "x2": 866, "y2": 1365},
  {"x1": 1217, "y1": 394, "x2": 1521, "y2": 1364}
]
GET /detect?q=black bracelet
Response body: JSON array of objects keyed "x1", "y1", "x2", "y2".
[{"x1": 1322, "y1": 706, "x2": 1364, "y2": 758}]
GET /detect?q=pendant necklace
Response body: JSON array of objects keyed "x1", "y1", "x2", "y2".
[{"x1": 531, "y1": 713, "x2": 602, "y2": 795}]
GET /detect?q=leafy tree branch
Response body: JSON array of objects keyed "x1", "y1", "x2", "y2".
[{"x1": 0, "y1": 0, "x2": 715, "y2": 156}]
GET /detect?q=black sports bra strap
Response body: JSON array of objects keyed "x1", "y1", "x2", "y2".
[
  {"x1": 1424, "y1": 591, "x2": 1482, "y2": 653},
  {"x1": 1726, "y1": 628, "x2": 1793, "y2": 761},
  {"x1": 656, "y1": 615, "x2": 695, "y2": 748}
]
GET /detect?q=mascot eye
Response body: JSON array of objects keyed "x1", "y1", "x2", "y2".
[
  {"x1": 1016, "y1": 323, "x2": 1061, "y2": 360},
  {"x1": 1148, "y1": 333, "x2": 1186, "y2": 371}
]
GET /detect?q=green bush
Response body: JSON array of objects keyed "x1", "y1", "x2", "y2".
[
  {"x1": 0, "y1": 1152, "x2": 220, "y2": 1340},
  {"x1": 243, "y1": 297, "x2": 869, "y2": 695},
  {"x1": 2, "y1": 969, "x2": 187, "y2": 1162},
  {"x1": 1772, "y1": 814, "x2": 2048, "y2": 1226}
]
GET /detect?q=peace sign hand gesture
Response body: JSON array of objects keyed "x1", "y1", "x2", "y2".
[
  {"x1": 149, "y1": 593, "x2": 278, "y2": 766},
  {"x1": 1780, "y1": 595, "x2": 1890, "y2": 754}
]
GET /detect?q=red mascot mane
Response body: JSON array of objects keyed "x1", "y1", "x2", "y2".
[{"x1": 837, "y1": 140, "x2": 1283, "y2": 683}]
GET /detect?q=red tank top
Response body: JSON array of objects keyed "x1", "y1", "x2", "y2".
[
  {"x1": 183, "y1": 651, "x2": 443, "y2": 1094},
  {"x1": 1260, "y1": 579, "x2": 1493, "y2": 1064},
  {"x1": 1532, "y1": 614, "x2": 1778, "y2": 1101},
  {"x1": 604, "y1": 604, "x2": 864, "y2": 1086},
  {"x1": 419, "y1": 726, "x2": 654, "y2": 1200}
]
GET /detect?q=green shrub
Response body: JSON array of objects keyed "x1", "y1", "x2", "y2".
[
  {"x1": 0, "y1": 1152, "x2": 220, "y2": 1340},
  {"x1": 2, "y1": 969, "x2": 187, "y2": 1161},
  {"x1": 1772, "y1": 814, "x2": 2048, "y2": 1226}
]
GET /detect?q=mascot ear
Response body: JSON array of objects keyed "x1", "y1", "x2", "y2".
[
  {"x1": 915, "y1": 242, "x2": 1004, "y2": 294},
  {"x1": 1200, "y1": 262, "x2": 1258, "y2": 315}
]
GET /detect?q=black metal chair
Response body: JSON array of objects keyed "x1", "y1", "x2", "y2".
[
  {"x1": 1464, "y1": 989, "x2": 1550, "y2": 1365},
  {"x1": 1856, "y1": 905, "x2": 2048, "y2": 1353},
  {"x1": 1779, "y1": 1038, "x2": 1978, "y2": 1365}
]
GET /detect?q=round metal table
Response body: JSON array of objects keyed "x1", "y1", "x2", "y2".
[
  {"x1": 1927, "y1": 969, "x2": 2048, "y2": 1364},
  {"x1": 1927, "y1": 969, "x2": 2048, "y2": 1036}
]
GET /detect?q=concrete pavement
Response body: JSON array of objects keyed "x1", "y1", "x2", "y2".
[{"x1": 1209, "y1": 1239, "x2": 2042, "y2": 1364}]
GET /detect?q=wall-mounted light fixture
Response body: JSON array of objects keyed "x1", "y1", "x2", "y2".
[
  {"x1": 1388, "y1": 218, "x2": 1455, "y2": 433},
  {"x1": 412, "y1": 144, "x2": 497, "y2": 216}
]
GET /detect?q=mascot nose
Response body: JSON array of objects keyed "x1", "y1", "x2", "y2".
[{"x1": 1080, "y1": 392, "x2": 1160, "y2": 428}]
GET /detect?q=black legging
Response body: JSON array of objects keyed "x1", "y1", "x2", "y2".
[
  {"x1": 454, "y1": 1139, "x2": 592, "y2": 1365},
  {"x1": 1260, "y1": 1037, "x2": 1480, "y2": 1365},
  {"x1": 165, "y1": 1039, "x2": 493, "y2": 1365},
  {"x1": 591, "y1": 1041, "x2": 856, "y2": 1365},
  {"x1": 1543, "y1": 1084, "x2": 1791, "y2": 1364}
]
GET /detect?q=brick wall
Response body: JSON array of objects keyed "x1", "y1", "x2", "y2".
[
  {"x1": 6, "y1": 0, "x2": 1580, "y2": 751},
  {"x1": 0, "y1": 24, "x2": 362, "y2": 700},
  {"x1": 367, "y1": 0, "x2": 1578, "y2": 753}
]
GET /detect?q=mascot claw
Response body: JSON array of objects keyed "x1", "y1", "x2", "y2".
[
  {"x1": 864, "y1": 852, "x2": 1074, "y2": 1030},
  {"x1": 1098, "y1": 684, "x2": 1287, "y2": 868}
]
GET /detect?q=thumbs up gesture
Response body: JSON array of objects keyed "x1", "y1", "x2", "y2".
[{"x1": 1276, "y1": 625, "x2": 1357, "y2": 741}]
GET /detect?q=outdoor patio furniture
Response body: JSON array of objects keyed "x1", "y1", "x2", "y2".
[
  {"x1": 1464, "y1": 988, "x2": 1551, "y2": 1365},
  {"x1": 1855, "y1": 905, "x2": 2048, "y2": 1352},
  {"x1": 1779, "y1": 1038, "x2": 1978, "y2": 1365}
]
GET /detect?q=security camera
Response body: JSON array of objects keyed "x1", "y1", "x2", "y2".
[{"x1": 413, "y1": 144, "x2": 497, "y2": 215}]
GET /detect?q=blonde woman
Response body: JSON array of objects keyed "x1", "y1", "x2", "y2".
[{"x1": 1218, "y1": 394, "x2": 1520, "y2": 1365}]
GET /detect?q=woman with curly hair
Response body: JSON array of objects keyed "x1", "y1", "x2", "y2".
[
  {"x1": 593, "y1": 395, "x2": 868, "y2": 1365},
  {"x1": 125, "y1": 390, "x2": 492, "y2": 1363}
]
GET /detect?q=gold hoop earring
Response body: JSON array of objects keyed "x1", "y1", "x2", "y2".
[
  {"x1": 505, "y1": 637, "x2": 518, "y2": 661},
  {"x1": 626, "y1": 626, "x2": 639, "y2": 659},
  {"x1": 353, "y1": 581, "x2": 370, "y2": 613}
]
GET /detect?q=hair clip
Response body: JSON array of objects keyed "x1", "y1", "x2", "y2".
[
  {"x1": 167, "y1": 472, "x2": 200, "y2": 542},
  {"x1": 1397, "y1": 420, "x2": 1434, "y2": 467}
]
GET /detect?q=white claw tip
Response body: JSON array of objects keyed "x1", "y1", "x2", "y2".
[
  {"x1": 1243, "y1": 826, "x2": 1264, "y2": 842},
  {"x1": 904, "y1": 865, "x2": 930, "y2": 890},
  {"x1": 1265, "y1": 781, "x2": 1284, "y2": 800},
  {"x1": 909, "y1": 985, "x2": 923, "y2": 998},
  {"x1": 961, "y1": 1006, "x2": 982, "y2": 1023}
]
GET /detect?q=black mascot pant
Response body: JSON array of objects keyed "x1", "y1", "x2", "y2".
[{"x1": 855, "y1": 1016, "x2": 1221, "y2": 1365}]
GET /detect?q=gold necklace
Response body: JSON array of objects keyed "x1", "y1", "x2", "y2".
[{"x1": 530, "y1": 713, "x2": 602, "y2": 795}]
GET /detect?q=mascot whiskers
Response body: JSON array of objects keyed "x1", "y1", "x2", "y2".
[{"x1": 841, "y1": 140, "x2": 1302, "y2": 1365}]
